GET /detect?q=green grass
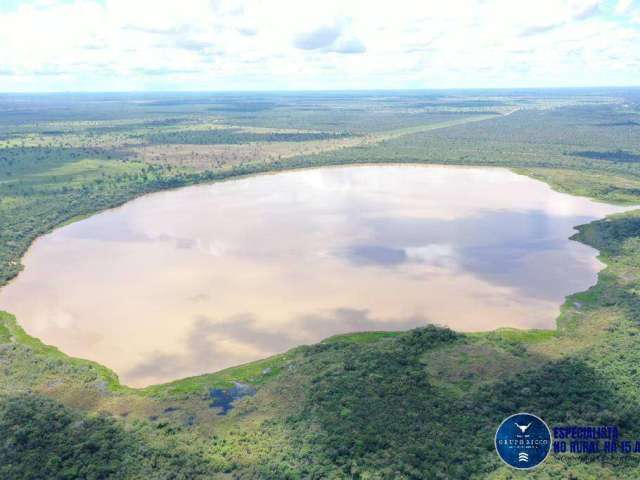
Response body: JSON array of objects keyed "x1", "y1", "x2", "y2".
[
  {"x1": 321, "y1": 331, "x2": 402, "y2": 345},
  {"x1": 140, "y1": 351, "x2": 298, "y2": 398},
  {"x1": 473, "y1": 328, "x2": 557, "y2": 344},
  {"x1": 0, "y1": 311, "x2": 128, "y2": 393}
]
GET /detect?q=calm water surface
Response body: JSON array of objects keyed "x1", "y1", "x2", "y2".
[{"x1": 0, "y1": 165, "x2": 629, "y2": 386}]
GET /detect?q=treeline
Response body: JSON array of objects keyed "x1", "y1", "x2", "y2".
[
  {"x1": 140, "y1": 128, "x2": 352, "y2": 145},
  {"x1": 572, "y1": 150, "x2": 640, "y2": 163},
  {"x1": 0, "y1": 394, "x2": 214, "y2": 479}
]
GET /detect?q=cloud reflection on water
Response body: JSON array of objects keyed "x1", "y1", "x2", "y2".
[
  {"x1": 126, "y1": 308, "x2": 430, "y2": 384},
  {"x1": 0, "y1": 165, "x2": 631, "y2": 386}
]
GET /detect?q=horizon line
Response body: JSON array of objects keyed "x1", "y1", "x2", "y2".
[{"x1": 1, "y1": 85, "x2": 640, "y2": 95}]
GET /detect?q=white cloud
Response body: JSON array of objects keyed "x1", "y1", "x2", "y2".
[
  {"x1": 332, "y1": 37, "x2": 366, "y2": 54},
  {"x1": 614, "y1": 0, "x2": 634, "y2": 14},
  {"x1": 0, "y1": 0, "x2": 637, "y2": 91},
  {"x1": 292, "y1": 19, "x2": 365, "y2": 54},
  {"x1": 293, "y1": 22, "x2": 344, "y2": 50}
]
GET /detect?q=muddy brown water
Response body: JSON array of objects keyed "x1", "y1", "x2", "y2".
[{"x1": 0, "y1": 165, "x2": 630, "y2": 386}]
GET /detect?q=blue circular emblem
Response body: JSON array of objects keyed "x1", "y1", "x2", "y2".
[{"x1": 495, "y1": 413, "x2": 551, "y2": 469}]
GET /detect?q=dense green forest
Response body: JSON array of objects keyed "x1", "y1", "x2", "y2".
[{"x1": 1, "y1": 89, "x2": 640, "y2": 478}]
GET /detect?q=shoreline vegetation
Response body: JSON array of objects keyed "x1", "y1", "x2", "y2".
[
  {"x1": 1, "y1": 90, "x2": 640, "y2": 478},
  {"x1": 0, "y1": 157, "x2": 625, "y2": 395}
]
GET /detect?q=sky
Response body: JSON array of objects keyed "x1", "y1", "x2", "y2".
[{"x1": 0, "y1": 0, "x2": 638, "y2": 92}]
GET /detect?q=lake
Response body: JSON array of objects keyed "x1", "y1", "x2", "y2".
[{"x1": 0, "y1": 165, "x2": 629, "y2": 387}]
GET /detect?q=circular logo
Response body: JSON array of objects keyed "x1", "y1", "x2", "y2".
[{"x1": 495, "y1": 413, "x2": 551, "y2": 469}]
